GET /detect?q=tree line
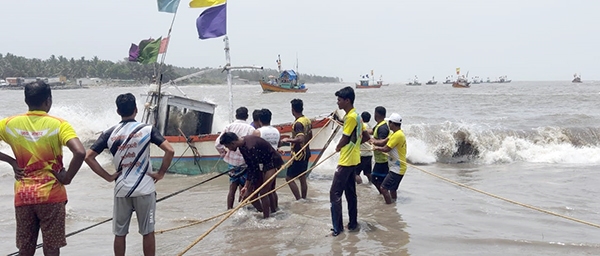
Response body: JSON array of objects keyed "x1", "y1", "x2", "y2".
[{"x1": 0, "y1": 53, "x2": 340, "y2": 85}]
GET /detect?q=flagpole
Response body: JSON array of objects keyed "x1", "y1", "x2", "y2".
[{"x1": 224, "y1": 36, "x2": 234, "y2": 123}]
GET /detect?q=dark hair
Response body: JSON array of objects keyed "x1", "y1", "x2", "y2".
[
  {"x1": 116, "y1": 93, "x2": 136, "y2": 117},
  {"x1": 334, "y1": 86, "x2": 355, "y2": 104},
  {"x1": 290, "y1": 98, "x2": 303, "y2": 113},
  {"x1": 235, "y1": 107, "x2": 249, "y2": 120},
  {"x1": 361, "y1": 111, "x2": 371, "y2": 122},
  {"x1": 252, "y1": 109, "x2": 262, "y2": 122},
  {"x1": 259, "y1": 108, "x2": 272, "y2": 124},
  {"x1": 219, "y1": 132, "x2": 239, "y2": 145},
  {"x1": 375, "y1": 106, "x2": 386, "y2": 117},
  {"x1": 24, "y1": 81, "x2": 52, "y2": 107}
]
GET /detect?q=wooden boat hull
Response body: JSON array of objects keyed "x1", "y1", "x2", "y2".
[
  {"x1": 355, "y1": 84, "x2": 382, "y2": 89},
  {"x1": 452, "y1": 82, "x2": 470, "y2": 88},
  {"x1": 150, "y1": 113, "x2": 340, "y2": 176},
  {"x1": 260, "y1": 81, "x2": 307, "y2": 93}
]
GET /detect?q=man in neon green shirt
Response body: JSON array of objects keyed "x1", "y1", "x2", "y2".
[
  {"x1": 330, "y1": 86, "x2": 370, "y2": 236},
  {"x1": 373, "y1": 113, "x2": 407, "y2": 204}
]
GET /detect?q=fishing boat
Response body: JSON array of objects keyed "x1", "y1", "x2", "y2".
[
  {"x1": 355, "y1": 74, "x2": 382, "y2": 89},
  {"x1": 143, "y1": 87, "x2": 340, "y2": 175},
  {"x1": 376, "y1": 75, "x2": 389, "y2": 86},
  {"x1": 491, "y1": 76, "x2": 511, "y2": 83},
  {"x1": 259, "y1": 55, "x2": 307, "y2": 93},
  {"x1": 452, "y1": 77, "x2": 470, "y2": 88},
  {"x1": 425, "y1": 76, "x2": 437, "y2": 85},
  {"x1": 406, "y1": 76, "x2": 422, "y2": 86},
  {"x1": 143, "y1": 40, "x2": 339, "y2": 175},
  {"x1": 572, "y1": 73, "x2": 582, "y2": 83}
]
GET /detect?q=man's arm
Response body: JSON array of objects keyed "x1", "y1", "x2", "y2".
[
  {"x1": 252, "y1": 129, "x2": 261, "y2": 137},
  {"x1": 374, "y1": 145, "x2": 392, "y2": 153},
  {"x1": 85, "y1": 149, "x2": 120, "y2": 182},
  {"x1": 0, "y1": 152, "x2": 23, "y2": 180},
  {"x1": 150, "y1": 141, "x2": 175, "y2": 181},
  {"x1": 54, "y1": 138, "x2": 85, "y2": 185},
  {"x1": 282, "y1": 122, "x2": 305, "y2": 144},
  {"x1": 361, "y1": 129, "x2": 371, "y2": 144},
  {"x1": 371, "y1": 137, "x2": 389, "y2": 147}
]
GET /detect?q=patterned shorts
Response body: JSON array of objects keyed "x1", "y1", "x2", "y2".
[{"x1": 15, "y1": 202, "x2": 66, "y2": 250}]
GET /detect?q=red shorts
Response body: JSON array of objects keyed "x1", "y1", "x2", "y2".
[{"x1": 15, "y1": 202, "x2": 67, "y2": 250}]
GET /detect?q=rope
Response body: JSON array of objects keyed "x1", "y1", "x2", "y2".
[
  {"x1": 177, "y1": 115, "x2": 335, "y2": 255},
  {"x1": 156, "y1": 150, "x2": 339, "y2": 235},
  {"x1": 329, "y1": 117, "x2": 600, "y2": 229}
]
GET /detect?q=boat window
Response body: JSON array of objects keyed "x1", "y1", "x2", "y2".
[{"x1": 164, "y1": 106, "x2": 213, "y2": 136}]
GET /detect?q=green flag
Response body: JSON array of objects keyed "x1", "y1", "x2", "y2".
[{"x1": 138, "y1": 37, "x2": 161, "y2": 64}]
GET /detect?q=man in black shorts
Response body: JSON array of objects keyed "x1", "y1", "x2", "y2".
[
  {"x1": 370, "y1": 106, "x2": 390, "y2": 195},
  {"x1": 281, "y1": 99, "x2": 312, "y2": 200},
  {"x1": 356, "y1": 111, "x2": 373, "y2": 184},
  {"x1": 220, "y1": 132, "x2": 284, "y2": 218}
]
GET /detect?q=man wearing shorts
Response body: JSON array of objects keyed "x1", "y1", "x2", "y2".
[
  {"x1": 356, "y1": 111, "x2": 373, "y2": 184},
  {"x1": 219, "y1": 132, "x2": 284, "y2": 218},
  {"x1": 330, "y1": 86, "x2": 370, "y2": 236},
  {"x1": 370, "y1": 106, "x2": 390, "y2": 196},
  {"x1": 373, "y1": 113, "x2": 407, "y2": 204},
  {"x1": 281, "y1": 99, "x2": 312, "y2": 200},
  {"x1": 0, "y1": 81, "x2": 86, "y2": 256},
  {"x1": 215, "y1": 107, "x2": 257, "y2": 210},
  {"x1": 85, "y1": 93, "x2": 174, "y2": 256}
]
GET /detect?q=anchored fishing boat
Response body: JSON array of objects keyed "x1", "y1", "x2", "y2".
[
  {"x1": 259, "y1": 55, "x2": 307, "y2": 93},
  {"x1": 572, "y1": 73, "x2": 582, "y2": 83}
]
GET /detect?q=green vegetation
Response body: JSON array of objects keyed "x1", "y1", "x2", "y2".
[{"x1": 0, "y1": 53, "x2": 339, "y2": 85}]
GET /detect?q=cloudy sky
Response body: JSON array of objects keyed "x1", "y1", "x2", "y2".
[{"x1": 1, "y1": 0, "x2": 598, "y2": 82}]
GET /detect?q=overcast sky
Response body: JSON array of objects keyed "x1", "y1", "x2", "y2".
[{"x1": 1, "y1": 0, "x2": 599, "y2": 82}]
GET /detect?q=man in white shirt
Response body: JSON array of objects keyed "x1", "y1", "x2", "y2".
[
  {"x1": 215, "y1": 107, "x2": 260, "y2": 210},
  {"x1": 252, "y1": 108, "x2": 281, "y2": 211}
]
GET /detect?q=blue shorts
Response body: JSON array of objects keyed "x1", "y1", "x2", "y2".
[{"x1": 228, "y1": 164, "x2": 247, "y2": 185}]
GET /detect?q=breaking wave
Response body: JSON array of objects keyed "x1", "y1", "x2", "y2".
[{"x1": 405, "y1": 121, "x2": 600, "y2": 165}]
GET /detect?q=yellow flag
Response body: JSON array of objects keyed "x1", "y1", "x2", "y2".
[
  {"x1": 189, "y1": 0, "x2": 226, "y2": 8},
  {"x1": 456, "y1": 67, "x2": 460, "y2": 75}
]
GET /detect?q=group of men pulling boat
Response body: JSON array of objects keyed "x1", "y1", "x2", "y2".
[{"x1": 0, "y1": 82, "x2": 407, "y2": 255}]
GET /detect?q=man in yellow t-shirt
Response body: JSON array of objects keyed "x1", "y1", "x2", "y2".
[
  {"x1": 330, "y1": 86, "x2": 371, "y2": 236},
  {"x1": 373, "y1": 113, "x2": 407, "y2": 204},
  {"x1": 0, "y1": 81, "x2": 85, "y2": 255}
]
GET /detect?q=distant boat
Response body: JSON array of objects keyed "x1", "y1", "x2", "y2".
[
  {"x1": 572, "y1": 73, "x2": 582, "y2": 83},
  {"x1": 442, "y1": 75, "x2": 454, "y2": 84},
  {"x1": 425, "y1": 76, "x2": 437, "y2": 85},
  {"x1": 452, "y1": 78, "x2": 470, "y2": 88},
  {"x1": 406, "y1": 75, "x2": 422, "y2": 86},
  {"x1": 491, "y1": 76, "x2": 511, "y2": 83},
  {"x1": 355, "y1": 72, "x2": 383, "y2": 89},
  {"x1": 260, "y1": 55, "x2": 307, "y2": 93}
]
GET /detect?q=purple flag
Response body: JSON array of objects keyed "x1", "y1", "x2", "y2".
[
  {"x1": 128, "y1": 43, "x2": 139, "y2": 61},
  {"x1": 196, "y1": 3, "x2": 226, "y2": 40}
]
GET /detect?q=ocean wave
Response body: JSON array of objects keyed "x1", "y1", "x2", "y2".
[{"x1": 405, "y1": 122, "x2": 600, "y2": 164}]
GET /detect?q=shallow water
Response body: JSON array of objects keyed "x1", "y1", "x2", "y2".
[{"x1": 1, "y1": 81, "x2": 600, "y2": 255}]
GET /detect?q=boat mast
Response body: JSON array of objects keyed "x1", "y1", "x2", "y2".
[{"x1": 222, "y1": 36, "x2": 263, "y2": 122}]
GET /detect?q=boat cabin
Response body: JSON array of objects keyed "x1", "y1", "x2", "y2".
[
  {"x1": 359, "y1": 78, "x2": 369, "y2": 86},
  {"x1": 154, "y1": 95, "x2": 216, "y2": 137}
]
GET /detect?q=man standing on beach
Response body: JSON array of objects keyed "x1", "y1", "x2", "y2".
[
  {"x1": 215, "y1": 107, "x2": 258, "y2": 210},
  {"x1": 373, "y1": 113, "x2": 407, "y2": 204},
  {"x1": 0, "y1": 81, "x2": 86, "y2": 256},
  {"x1": 330, "y1": 86, "x2": 370, "y2": 236},
  {"x1": 252, "y1": 108, "x2": 280, "y2": 211},
  {"x1": 356, "y1": 111, "x2": 373, "y2": 184},
  {"x1": 281, "y1": 99, "x2": 312, "y2": 200},
  {"x1": 85, "y1": 93, "x2": 174, "y2": 256},
  {"x1": 219, "y1": 132, "x2": 284, "y2": 219},
  {"x1": 370, "y1": 106, "x2": 390, "y2": 196}
]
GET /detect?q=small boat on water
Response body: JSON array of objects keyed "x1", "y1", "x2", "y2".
[
  {"x1": 143, "y1": 82, "x2": 340, "y2": 175},
  {"x1": 572, "y1": 73, "x2": 582, "y2": 83},
  {"x1": 259, "y1": 55, "x2": 307, "y2": 93},
  {"x1": 406, "y1": 75, "x2": 422, "y2": 86},
  {"x1": 491, "y1": 76, "x2": 511, "y2": 83},
  {"x1": 355, "y1": 72, "x2": 383, "y2": 89},
  {"x1": 425, "y1": 76, "x2": 437, "y2": 85},
  {"x1": 452, "y1": 76, "x2": 470, "y2": 88},
  {"x1": 442, "y1": 76, "x2": 454, "y2": 84}
]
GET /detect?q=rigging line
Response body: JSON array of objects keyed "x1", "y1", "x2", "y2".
[
  {"x1": 156, "y1": 151, "x2": 338, "y2": 235},
  {"x1": 332, "y1": 119, "x2": 600, "y2": 230},
  {"x1": 6, "y1": 169, "x2": 228, "y2": 256},
  {"x1": 177, "y1": 115, "x2": 336, "y2": 255}
]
